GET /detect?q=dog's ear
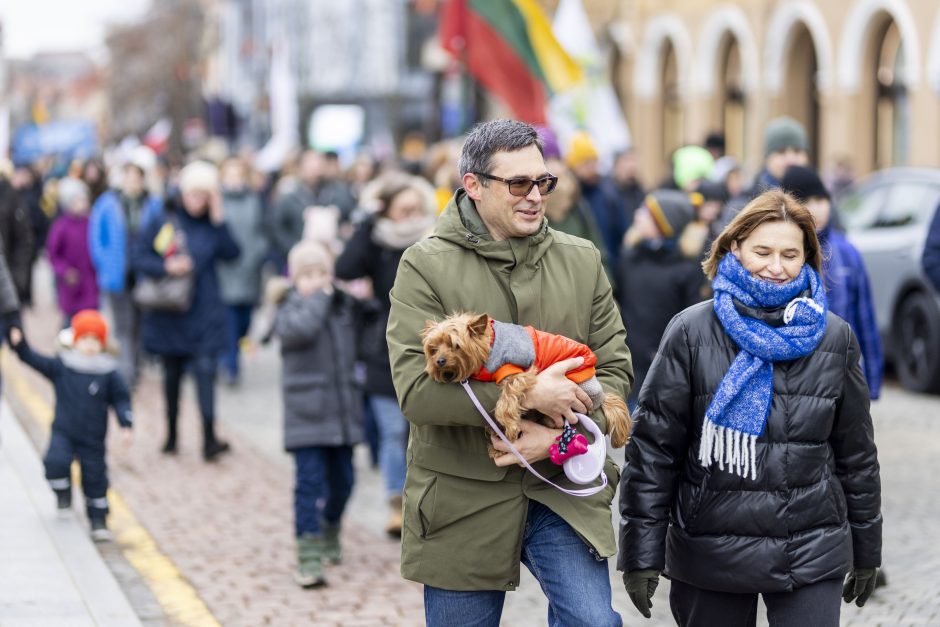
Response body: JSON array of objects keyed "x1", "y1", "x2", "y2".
[
  {"x1": 468, "y1": 313, "x2": 489, "y2": 337},
  {"x1": 420, "y1": 319, "x2": 438, "y2": 339}
]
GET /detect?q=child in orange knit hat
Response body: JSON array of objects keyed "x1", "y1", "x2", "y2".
[{"x1": 9, "y1": 309, "x2": 133, "y2": 541}]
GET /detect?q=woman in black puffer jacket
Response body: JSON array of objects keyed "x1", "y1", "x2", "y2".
[{"x1": 618, "y1": 190, "x2": 881, "y2": 626}]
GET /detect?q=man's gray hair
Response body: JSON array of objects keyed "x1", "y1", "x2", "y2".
[{"x1": 458, "y1": 119, "x2": 543, "y2": 178}]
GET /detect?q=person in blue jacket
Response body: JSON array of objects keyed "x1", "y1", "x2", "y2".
[
  {"x1": 132, "y1": 161, "x2": 240, "y2": 460},
  {"x1": 923, "y1": 202, "x2": 940, "y2": 293},
  {"x1": 782, "y1": 165, "x2": 883, "y2": 399},
  {"x1": 89, "y1": 162, "x2": 163, "y2": 388},
  {"x1": 9, "y1": 310, "x2": 132, "y2": 541}
]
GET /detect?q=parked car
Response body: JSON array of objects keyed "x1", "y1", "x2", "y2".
[{"x1": 837, "y1": 167, "x2": 940, "y2": 394}]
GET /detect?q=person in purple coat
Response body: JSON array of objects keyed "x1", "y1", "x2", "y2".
[{"x1": 47, "y1": 178, "x2": 98, "y2": 319}]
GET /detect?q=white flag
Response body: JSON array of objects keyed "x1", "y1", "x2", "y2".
[
  {"x1": 549, "y1": 0, "x2": 631, "y2": 170},
  {"x1": 255, "y1": 42, "x2": 300, "y2": 173}
]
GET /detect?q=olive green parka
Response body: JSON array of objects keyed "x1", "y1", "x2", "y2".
[{"x1": 387, "y1": 190, "x2": 633, "y2": 591}]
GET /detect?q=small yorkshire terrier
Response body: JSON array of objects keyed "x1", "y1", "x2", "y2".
[{"x1": 421, "y1": 312, "x2": 632, "y2": 455}]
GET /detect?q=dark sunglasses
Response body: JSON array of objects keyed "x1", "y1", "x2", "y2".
[{"x1": 473, "y1": 172, "x2": 558, "y2": 197}]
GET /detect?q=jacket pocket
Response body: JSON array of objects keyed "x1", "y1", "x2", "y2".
[
  {"x1": 675, "y1": 480, "x2": 705, "y2": 531},
  {"x1": 826, "y1": 472, "x2": 848, "y2": 521},
  {"x1": 284, "y1": 377, "x2": 330, "y2": 418},
  {"x1": 417, "y1": 476, "x2": 438, "y2": 539}
]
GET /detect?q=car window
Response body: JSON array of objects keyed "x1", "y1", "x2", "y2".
[
  {"x1": 840, "y1": 184, "x2": 888, "y2": 230},
  {"x1": 876, "y1": 182, "x2": 934, "y2": 227}
]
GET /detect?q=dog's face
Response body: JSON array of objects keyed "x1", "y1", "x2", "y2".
[{"x1": 421, "y1": 312, "x2": 492, "y2": 383}]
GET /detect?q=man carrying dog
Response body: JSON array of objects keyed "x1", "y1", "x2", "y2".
[{"x1": 387, "y1": 119, "x2": 633, "y2": 626}]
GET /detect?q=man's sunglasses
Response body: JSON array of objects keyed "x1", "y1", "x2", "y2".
[{"x1": 473, "y1": 172, "x2": 558, "y2": 197}]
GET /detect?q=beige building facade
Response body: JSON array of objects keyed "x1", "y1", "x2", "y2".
[{"x1": 601, "y1": 0, "x2": 940, "y2": 185}]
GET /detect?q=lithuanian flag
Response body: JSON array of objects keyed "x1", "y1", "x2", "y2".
[{"x1": 439, "y1": 0, "x2": 582, "y2": 125}]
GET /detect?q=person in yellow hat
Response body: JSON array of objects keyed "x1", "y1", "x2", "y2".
[{"x1": 566, "y1": 131, "x2": 626, "y2": 271}]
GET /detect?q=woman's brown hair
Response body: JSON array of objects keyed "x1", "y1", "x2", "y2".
[{"x1": 702, "y1": 189, "x2": 822, "y2": 279}]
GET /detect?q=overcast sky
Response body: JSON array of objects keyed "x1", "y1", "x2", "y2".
[{"x1": 0, "y1": 0, "x2": 150, "y2": 59}]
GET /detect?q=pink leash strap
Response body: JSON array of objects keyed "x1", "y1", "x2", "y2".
[{"x1": 459, "y1": 380, "x2": 608, "y2": 497}]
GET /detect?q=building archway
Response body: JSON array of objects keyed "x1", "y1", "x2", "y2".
[
  {"x1": 634, "y1": 14, "x2": 692, "y2": 180},
  {"x1": 781, "y1": 24, "x2": 820, "y2": 165},
  {"x1": 864, "y1": 16, "x2": 909, "y2": 168},
  {"x1": 694, "y1": 6, "x2": 759, "y2": 161}
]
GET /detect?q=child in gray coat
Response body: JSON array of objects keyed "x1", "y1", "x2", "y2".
[{"x1": 269, "y1": 240, "x2": 365, "y2": 588}]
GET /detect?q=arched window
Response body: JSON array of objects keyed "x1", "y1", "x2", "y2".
[
  {"x1": 661, "y1": 42, "x2": 682, "y2": 169},
  {"x1": 782, "y1": 24, "x2": 820, "y2": 165},
  {"x1": 718, "y1": 35, "x2": 745, "y2": 160}
]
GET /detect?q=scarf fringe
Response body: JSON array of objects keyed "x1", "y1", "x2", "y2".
[{"x1": 699, "y1": 420, "x2": 757, "y2": 480}]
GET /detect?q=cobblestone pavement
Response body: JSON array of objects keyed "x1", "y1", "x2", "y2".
[{"x1": 8, "y1": 264, "x2": 940, "y2": 626}]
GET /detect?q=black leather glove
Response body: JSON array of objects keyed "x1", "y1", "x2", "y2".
[
  {"x1": 623, "y1": 570, "x2": 660, "y2": 618},
  {"x1": 843, "y1": 568, "x2": 878, "y2": 607}
]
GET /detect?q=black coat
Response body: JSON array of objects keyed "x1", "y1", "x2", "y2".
[
  {"x1": 618, "y1": 300, "x2": 881, "y2": 593},
  {"x1": 274, "y1": 288, "x2": 363, "y2": 449},
  {"x1": 0, "y1": 179, "x2": 34, "y2": 303},
  {"x1": 133, "y1": 203, "x2": 240, "y2": 356},
  {"x1": 14, "y1": 342, "x2": 132, "y2": 445},
  {"x1": 617, "y1": 243, "x2": 704, "y2": 403},
  {"x1": 334, "y1": 219, "x2": 403, "y2": 397}
]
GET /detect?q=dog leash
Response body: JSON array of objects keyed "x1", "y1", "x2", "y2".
[{"x1": 459, "y1": 380, "x2": 608, "y2": 497}]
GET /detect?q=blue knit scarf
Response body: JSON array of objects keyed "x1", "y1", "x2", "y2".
[{"x1": 700, "y1": 254, "x2": 828, "y2": 479}]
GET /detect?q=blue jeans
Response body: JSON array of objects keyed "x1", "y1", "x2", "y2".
[
  {"x1": 424, "y1": 501, "x2": 621, "y2": 627},
  {"x1": 292, "y1": 446, "x2": 355, "y2": 536},
  {"x1": 221, "y1": 304, "x2": 253, "y2": 379},
  {"x1": 369, "y1": 394, "x2": 408, "y2": 496}
]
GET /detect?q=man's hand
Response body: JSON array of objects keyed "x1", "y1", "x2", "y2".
[
  {"x1": 164, "y1": 255, "x2": 193, "y2": 276},
  {"x1": 8, "y1": 326, "x2": 23, "y2": 347},
  {"x1": 623, "y1": 570, "x2": 661, "y2": 618},
  {"x1": 521, "y1": 357, "x2": 593, "y2": 427},
  {"x1": 490, "y1": 421, "x2": 561, "y2": 467}
]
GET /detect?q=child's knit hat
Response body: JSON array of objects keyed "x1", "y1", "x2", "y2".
[
  {"x1": 71, "y1": 310, "x2": 108, "y2": 345},
  {"x1": 287, "y1": 240, "x2": 333, "y2": 280},
  {"x1": 645, "y1": 189, "x2": 696, "y2": 239}
]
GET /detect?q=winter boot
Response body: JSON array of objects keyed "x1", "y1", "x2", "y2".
[
  {"x1": 202, "y1": 420, "x2": 230, "y2": 461},
  {"x1": 162, "y1": 414, "x2": 178, "y2": 454},
  {"x1": 54, "y1": 488, "x2": 72, "y2": 517},
  {"x1": 321, "y1": 521, "x2": 342, "y2": 565},
  {"x1": 90, "y1": 517, "x2": 112, "y2": 542},
  {"x1": 385, "y1": 495, "x2": 403, "y2": 538},
  {"x1": 294, "y1": 534, "x2": 326, "y2": 588}
]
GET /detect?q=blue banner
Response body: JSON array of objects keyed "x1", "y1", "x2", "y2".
[{"x1": 12, "y1": 121, "x2": 98, "y2": 166}]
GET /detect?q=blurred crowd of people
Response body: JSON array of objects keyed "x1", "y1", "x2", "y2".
[{"x1": 0, "y1": 113, "x2": 885, "y2": 588}]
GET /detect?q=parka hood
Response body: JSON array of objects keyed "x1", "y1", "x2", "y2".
[{"x1": 432, "y1": 189, "x2": 554, "y2": 267}]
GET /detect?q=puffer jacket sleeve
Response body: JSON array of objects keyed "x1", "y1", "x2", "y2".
[
  {"x1": 830, "y1": 324, "x2": 882, "y2": 569},
  {"x1": 387, "y1": 246, "x2": 502, "y2": 428},
  {"x1": 618, "y1": 313, "x2": 693, "y2": 572},
  {"x1": 274, "y1": 290, "x2": 331, "y2": 351},
  {"x1": 108, "y1": 370, "x2": 133, "y2": 428}
]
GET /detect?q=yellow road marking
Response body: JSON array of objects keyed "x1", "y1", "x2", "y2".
[{"x1": 1, "y1": 349, "x2": 220, "y2": 627}]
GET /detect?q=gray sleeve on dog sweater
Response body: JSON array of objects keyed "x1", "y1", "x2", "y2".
[{"x1": 484, "y1": 321, "x2": 535, "y2": 373}]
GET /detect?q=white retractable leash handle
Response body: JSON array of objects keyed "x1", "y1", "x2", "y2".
[{"x1": 459, "y1": 381, "x2": 608, "y2": 497}]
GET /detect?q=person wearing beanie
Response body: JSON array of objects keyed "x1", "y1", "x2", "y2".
[
  {"x1": 671, "y1": 145, "x2": 715, "y2": 192},
  {"x1": 782, "y1": 165, "x2": 883, "y2": 399},
  {"x1": 47, "y1": 177, "x2": 98, "y2": 319},
  {"x1": 271, "y1": 238, "x2": 366, "y2": 587},
  {"x1": 715, "y1": 116, "x2": 811, "y2": 234},
  {"x1": 132, "y1": 159, "x2": 240, "y2": 460},
  {"x1": 334, "y1": 171, "x2": 437, "y2": 539},
  {"x1": 618, "y1": 189, "x2": 706, "y2": 407},
  {"x1": 8, "y1": 310, "x2": 133, "y2": 542},
  {"x1": 566, "y1": 131, "x2": 627, "y2": 270}
]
